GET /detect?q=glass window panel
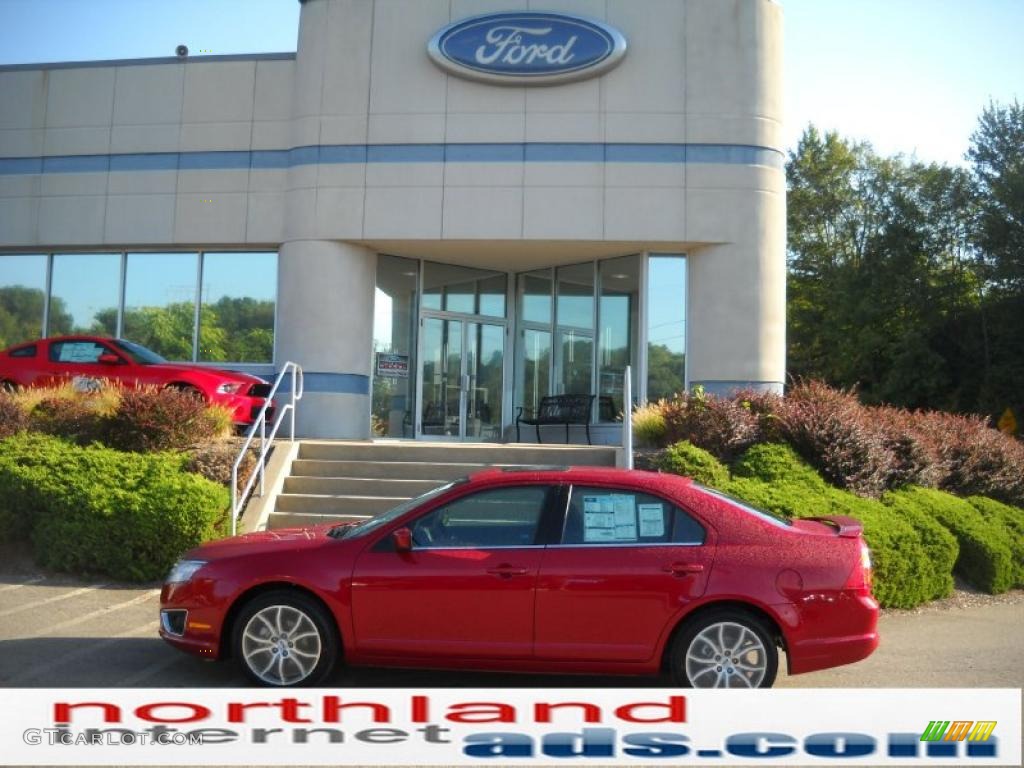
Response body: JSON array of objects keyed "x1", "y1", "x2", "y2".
[
  {"x1": 519, "y1": 269, "x2": 552, "y2": 325},
  {"x1": 420, "y1": 317, "x2": 462, "y2": 437},
  {"x1": 477, "y1": 273, "x2": 507, "y2": 318},
  {"x1": 373, "y1": 254, "x2": 418, "y2": 438},
  {"x1": 647, "y1": 255, "x2": 687, "y2": 401},
  {"x1": 466, "y1": 322, "x2": 505, "y2": 441},
  {"x1": 556, "y1": 262, "x2": 594, "y2": 330},
  {"x1": 410, "y1": 486, "x2": 547, "y2": 548},
  {"x1": 520, "y1": 328, "x2": 551, "y2": 414},
  {"x1": 556, "y1": 328, "x2": 592, "y2": 396},
  {"x1": 122, "y1": 252, "x2": 198, "y2": 361},
  {"x1": 49, "y1": 253, "x2": 120, "y2": 336},
  {"x1": 0, "y1": 254, "x2": 48, "y2": 347},
  {"x1": 422, "y1": 261, "x2": 507, "y2": 317},
  {"x1": 561, "y1": 486, "x2": 705, "y2": 546},
  {"x1": 198, "y1": 252, "x2": 277, "y2": 363},
  {"x1": 598, "y1": 255, "x2": 641, "y2": 421}
]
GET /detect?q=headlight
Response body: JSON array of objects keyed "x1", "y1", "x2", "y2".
[
  {"x1": 166, "y1": 559, "x2": 206, "y2": 584},
  {"x1": 216, "y1": 382, "x2": 242, "y2": 394}
]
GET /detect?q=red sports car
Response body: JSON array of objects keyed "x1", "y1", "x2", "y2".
[
  {"x1": 0, "y1": 335, "x2": 273, "y2": 427},
  {"x1": 160, "y1": 467, "x2": 879, "y2": 687}
]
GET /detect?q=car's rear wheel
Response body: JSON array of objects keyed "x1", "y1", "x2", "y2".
[
  {"x1": 232, "y1": 590, "x2": 339, "y2": 686},
  {"x1": 669, "y1": 611, "x2": 778, "y2": 688}
]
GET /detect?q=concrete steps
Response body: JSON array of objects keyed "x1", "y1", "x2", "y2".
[{"x1": 265, "y1": 440, "x2": 618, "y2": 531}]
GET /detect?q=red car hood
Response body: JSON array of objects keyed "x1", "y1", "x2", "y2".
[
  {"x1": 147, "y1": 363, "x2": 267, "y2": 385},
  {"x1": 186, "y1": 523, "x2": 354, "y2": 561}
]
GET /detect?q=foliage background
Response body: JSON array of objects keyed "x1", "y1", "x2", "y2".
[{"x1": 787, "y1": 101, "x2": 1024, "y2": 428}]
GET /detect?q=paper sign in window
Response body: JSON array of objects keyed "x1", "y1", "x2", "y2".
[
  {"x1": 611, "y1": 494, "x2": 637, "y2": 540},
  {"x1": 61, "y1": 345, "x2": 99, "y2": 363},
  {"x1": 638, "y1": 503, "x2": 665, "y2": 537},
  {"x1": 583, "y1": 495, "x2": 616, "y2": 542}
]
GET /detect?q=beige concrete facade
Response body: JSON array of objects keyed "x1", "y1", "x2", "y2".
[{"x1": 0, "y1": 0, "x2": 786, "y2": 438}]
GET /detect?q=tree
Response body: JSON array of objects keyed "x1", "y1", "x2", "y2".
[
  {"x1": 786, "y1": 125, "x2": 985, "y2": 412},
  {"x1": 968, "y1": 100, "x2": 1024, "y2": 294},
  {"x1": 966, "y1": 102, "x2": 1024, "y2": 422}
]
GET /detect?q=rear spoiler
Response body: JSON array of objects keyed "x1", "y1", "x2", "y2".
[{"x1": 805, "y1": 515, "x2": 863, "y2": 538}]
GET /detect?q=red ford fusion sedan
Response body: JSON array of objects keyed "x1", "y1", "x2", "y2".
[
  {"x1": 160, "y1": 467, "x2": 879, "y2": 687},
  {"x1": 0, "y1": 335, "x2": 273, "y2": 427}
]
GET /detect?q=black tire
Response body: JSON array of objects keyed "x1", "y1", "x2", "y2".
[
  {"x1": 668, "y1": 609, "x2": 778, "y2": 688},
  {"x1": 0, "y1": 380, "x2": 18, "y2": 393},
  {"x1": 231, "y1": 590, "x2": 340, "y2": 687}
]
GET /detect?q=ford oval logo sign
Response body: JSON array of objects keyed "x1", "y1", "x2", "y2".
[{"x1": 428, "y1": 11, "x2": 627, "y2": 86}]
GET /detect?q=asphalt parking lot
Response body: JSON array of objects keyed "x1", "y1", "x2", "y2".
[{"x1": 1, "y1": 560, "x2": 1022, "y2": 689}]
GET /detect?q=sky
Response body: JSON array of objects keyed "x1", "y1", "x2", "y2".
[{"x1": 0, "y1": 0, "x2": 1022, "y2": 166}]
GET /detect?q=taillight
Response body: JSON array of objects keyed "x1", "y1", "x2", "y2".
[{"x1": 844, "y1": 541, "x2": 873, "y2": 593}]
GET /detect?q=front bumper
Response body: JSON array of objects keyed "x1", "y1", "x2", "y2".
[{"x1": 159, "y1": 581, "x2": 224, "y2": 659}]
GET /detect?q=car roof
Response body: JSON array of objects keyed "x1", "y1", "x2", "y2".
[{"x1": 464, "y1": 465, "x2": 693, "y2": 490}]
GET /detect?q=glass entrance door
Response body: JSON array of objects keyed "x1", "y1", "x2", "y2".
[{"x1": 419, "y1": 317, "x2": 505, "y2": 441}]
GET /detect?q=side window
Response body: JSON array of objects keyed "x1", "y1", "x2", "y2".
[
  {"x1": 561, "y1": 486, "x2": 706, "y2": 546},
  {"x1": 9, "y1": 344, "x2": 37, "y2": 358},
  {"x1": 49, "y1": 341, "x2": 108, "y2": 364},
  {"x1": 410, "y1": 486, "x2": 549, "y2": 549}
]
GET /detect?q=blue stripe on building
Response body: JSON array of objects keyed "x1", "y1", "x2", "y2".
[{"x1": 0, "y1": 143, "x2": 785, "y2": 175}]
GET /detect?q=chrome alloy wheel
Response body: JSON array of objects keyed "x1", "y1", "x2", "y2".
[
  {"x1": 684, "y1": 621, "x2": 768, "y2": 688},
  {"x1": 241, "y1": 605, "x2": 322, "y2": 686}
]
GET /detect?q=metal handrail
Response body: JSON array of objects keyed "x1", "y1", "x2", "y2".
[
  {"x1": 622, "y1": 364, "x2": 634, "y2": 469},
  {"x1": 230, "y1": 362, "x2": 304, "y2": 536}
]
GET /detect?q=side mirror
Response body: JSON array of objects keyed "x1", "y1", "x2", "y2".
[
  {"x1": 393, "y1": 527, "x2": 413, "y2": 553},
  {"x1": 98, "y1": 353, "x2": 121, "y2": 365}
]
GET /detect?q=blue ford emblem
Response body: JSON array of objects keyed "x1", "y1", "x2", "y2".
[{"x1": 428, "y1": 11, "x2": 628, "y2": 85}]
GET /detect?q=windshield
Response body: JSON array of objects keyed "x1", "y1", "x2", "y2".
[
  {"x1": 111, "y1": 339, "x2": 167, "y2": 365},
  {"x1": 696, "y1": 485, "x2": 793, "y2": 528},
  {"x1": 328, "y1": 480, "x2": 463, "y2": 539}
]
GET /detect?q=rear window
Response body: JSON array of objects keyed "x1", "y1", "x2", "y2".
[
  {"x1": 562, "y1": 486, "x2": 706, "y2": 545},
  {"x1": 9, "y1": 344, "x2": 36, "y2": 358},
  {"x1": 697, "y1": 485, "x2": 793, "y2": 528}
]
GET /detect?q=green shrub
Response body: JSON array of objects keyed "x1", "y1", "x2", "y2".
[
  {"x1": 656, "y1": 441, "x2": 730, "y2": 488},
  {"x1": 967, "y1": 497, "x2": 1024, "y2": 587},
  {"x1": 631, "y1": 402, "x2": 668, "y2": 447},
  {"x1": 104, "y1": 387, "x2": 231, "y2": 452},
  {"x1": 731, "y1": 442, "x2": 827, "y2": 489},
  {"x1": 0, "y1": 434, "x2": 229, "y2": 581},
  {"x1": 886, "y1": 487, "x2": 1016, "y2": 594}
]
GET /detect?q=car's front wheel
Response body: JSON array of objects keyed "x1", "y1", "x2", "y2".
[
  {"x1": 232, "y1": 590, "x2": 339, "y2": 686},
  {"x1": 669, "y1": 610, "x2": 778, "y2": 688}
]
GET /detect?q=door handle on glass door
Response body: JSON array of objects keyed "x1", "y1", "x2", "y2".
[{"x1": 663, "y1": 562, "x2": 704, "y2": 577}]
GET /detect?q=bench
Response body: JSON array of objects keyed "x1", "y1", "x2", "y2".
[{"x1": 516, "y1": 394, "x2": 596, "y2": 444}]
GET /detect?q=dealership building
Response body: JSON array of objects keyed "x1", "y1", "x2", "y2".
[{"x1": 0, "y1": 0, "x2": 785, "y2": 442}]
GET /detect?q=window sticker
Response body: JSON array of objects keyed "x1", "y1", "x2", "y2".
[
  {"x1": 59, "y1": 345, "x2": 99, "y2": 363},
  {"x1": 638, "y1": 503, "x2": 666, "y2": 537},
  {"x1": 612, "y1": 494, "x2": 637, "y2": 540},
  {"x1": 582, "y1": 495, "x2": 616, "y2": 542}
]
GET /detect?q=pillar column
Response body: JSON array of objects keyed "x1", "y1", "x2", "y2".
[{"x1": 275, "y1": 239, "x2": 376, "y2": 437}]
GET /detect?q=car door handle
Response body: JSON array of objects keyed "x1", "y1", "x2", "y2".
[
  {"x1": 663, "y1": 562, "x2": 705, "y2": 577},
  {"x1": 486, "y1": 564, "x2": 530, "y2": 578}
]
